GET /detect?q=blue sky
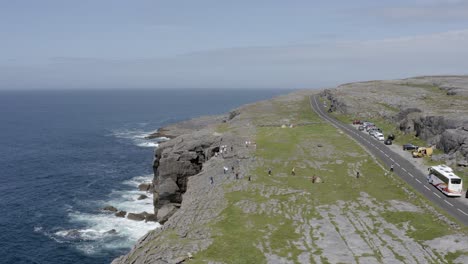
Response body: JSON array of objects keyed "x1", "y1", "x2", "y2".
[{"x1": 2, "y1": 0, "x2": 468, "y2": 89}]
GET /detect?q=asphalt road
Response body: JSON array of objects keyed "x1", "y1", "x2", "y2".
[{"x1": 310, "y1": 95, "x2": 468, "y2": 226}]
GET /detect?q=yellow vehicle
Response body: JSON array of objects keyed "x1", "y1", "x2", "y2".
[{"x1": 412, "y1": 147, "x2": 433, "y2": 158}]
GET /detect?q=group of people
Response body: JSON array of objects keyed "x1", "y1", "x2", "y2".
[
  {"x1": 214, "y1": 145, "x2": 231, "y2": 157},
  {"x1": 245, "y1": 140, "x2": 256, "y2": 148},
  {"x1": 211, "y1": 139, "x2": 261, "y2": 185}
]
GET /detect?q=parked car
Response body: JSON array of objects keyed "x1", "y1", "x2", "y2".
[
  {"x1": 403, "y1": 143, "x2": 418, "y2": 151},
  {"x1": 358, "y1": 125, "x2": 365, "y2": 131},
  {"x1": 353, "y1": 120, "x2": 362, "y2": 125},
  {"x1": 384, "y1": 139, "x2": 392, "y2": 145},
  {"x1": 376, "y1": 134, "x2": 385, "y2": 141},
  {"x1": 387, "y1": 134, "x2": 395, "y2": 140}
]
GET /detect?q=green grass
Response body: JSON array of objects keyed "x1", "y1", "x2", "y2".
[
  {"x1": 192, "y1": 204, "x2": 267, "y2": 264},
  {"x1": 216, "y1": 123, "x2": 230, "y2": 133},
  {"x1": 381, "y1": 211, "x2": 453, "y2": 241},
  {"x1": 445, "y1": 251, "x2": 468, "y2": 264},
  {"x1": 399, "y1": 82, "x2": 444, "y2": 95},
  {"x1": 376, "y1": 102, "x2": 399, "y2": 113}
]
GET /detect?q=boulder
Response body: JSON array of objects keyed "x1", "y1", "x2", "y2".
[
  {"x1": 438, "y1": 129, "x2": 468, "y2": 158},
  {"x1": 138, "y1": 183, "x2": 153, "y2": 192},
  {"x1": 103, "y1": 205, "x2": 118, "y2": 212},
  {"x1": 312, "y1": 176, "x2": 322, "y2": 184},
  {"x1": 127, "y1": 212, "x2": 149, "y2": 222},
  {"x1": 395, "y1": 108, "x2": 422, "y2": 121},
  {"x1": 144, "y1": 214, "x2": 158, "y2": 223},
  {"x1": 137, "y1": 194, "x2": 148, "y2": 200},
  {"x1": 156, "y1": 204, "x2": 178, "y2": 224},
  {"x1": 157, "y1": 178, "x2": 181, "y2": 204},
  {"x1": 105, "y1": 229, "x2": 118, "y2": 235},
  {"x1": 115, "y1": 211, "x2": 127, "y2": 218}
]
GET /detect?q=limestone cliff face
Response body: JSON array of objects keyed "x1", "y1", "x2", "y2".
[{"x1": 151, "y1": 131, "x2": 220, "y2": 216}]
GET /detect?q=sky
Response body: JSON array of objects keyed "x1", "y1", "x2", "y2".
[{"x1": 2, "y1": 0, "x2": 468, "y2": 90}]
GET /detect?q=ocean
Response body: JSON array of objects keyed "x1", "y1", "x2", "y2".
[{"x1": 0, "y1": 89, "x2": 291, "y2": 264}]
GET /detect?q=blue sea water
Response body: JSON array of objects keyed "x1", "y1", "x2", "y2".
[{"x1": 0, "y1": 89, "x2": 291, "y2": 264}]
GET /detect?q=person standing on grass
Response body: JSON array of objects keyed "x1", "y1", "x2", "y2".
[
  {"x1": 390, "y1": 164, "x2": 394, "y2": 172},
  {"x1": 291, "y1": 167, "x2": 295, "y2": 176},
  {"x1": 268, "y1": 168, "x2": 272, "y2": 176}
]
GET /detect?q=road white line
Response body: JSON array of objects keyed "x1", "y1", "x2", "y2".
[
  {"x1": 395, "y1": 163, "x2": 400, "y2": 167},
  {"x1": 402, "y1": 168, "x2": 407, "y2": 172},
  {"x1": 433, "y1": 192, "x2": 441, "y2": 198},
  {"x1": 424, "y1": 186, "x2": 430, "y2": 191},
  {"x1": 384, "y1": 153, "x2": 389, "y2": 157},
  {"x1": 415, "y1": 179, "x2": 422, "y2": 183},
  {"x1": 408, "y1": 173, "x2": 414, "y2": 177},
  {"x1": 444, "y1": 200, "x2": 454, "y2": 207},
  {"x1": 458, "y1": 209, "x2": 468, "y2": 216}
]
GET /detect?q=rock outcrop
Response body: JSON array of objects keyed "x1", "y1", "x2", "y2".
[
  {"x1": 320, "y1": 89, "x2": 348, "y2": 114},
  {"x1": 115, "y1": 211, "x2": 127, "y2": 218},
  {"x1": 152, "y1": 131, "x2": 220, "y2": 217},
  {"x1": 321, "y1": 76, "x2": 468, "y2": 163},
  {"x1": 102, "y1": 205, "x2": 118, "y2": 212}
]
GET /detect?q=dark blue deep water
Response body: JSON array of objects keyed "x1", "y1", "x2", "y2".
[{"x1": 0, "y1": 89, "x2": 291, "y2": 264}]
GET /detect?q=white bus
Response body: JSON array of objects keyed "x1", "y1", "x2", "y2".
[{"x1": 428, "y1": 165, "x2": 463, "y2": 197}]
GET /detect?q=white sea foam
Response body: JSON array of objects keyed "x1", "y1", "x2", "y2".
[
  {"x1": 54, "y1": 175, "x2": 160, "y2": 255},
  {"x1": 136, "y1": 142, "x2": 159, "y2": 148},
  {"x1": 122, "y1": 175, "x2": 152, "y2": 187},
  {"x1": 110, "y1": 128, "x2": 160, "y2": 148}
]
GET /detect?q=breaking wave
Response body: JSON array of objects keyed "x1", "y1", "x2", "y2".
[
  {"x1": 50, "y1": 175, "x2": 160, "y2": 255},
  {"x1": 110, "y1": 127, "x2": 168, "y2": 148}
]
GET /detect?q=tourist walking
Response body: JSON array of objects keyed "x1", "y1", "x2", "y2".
[
  {"x1": 210, "y1": 176, "x2": 214, "y2": 185},
  {"x1": 291, "y1": 167, "x2": 295, "y2": 176},
  {"x1": 390, "y1": 164, "x2": 394, "y2": 172},
  {"x1": 268, "y1": 168, "x2": 272, "y2": 176}
]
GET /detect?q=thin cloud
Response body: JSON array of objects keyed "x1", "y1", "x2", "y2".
[
  {"x1": 2, "y1": 30, "x2": 468, "y2": 90},
  {"x1": 378, "y1": 1, "x2": 468, "y2": 21}
]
